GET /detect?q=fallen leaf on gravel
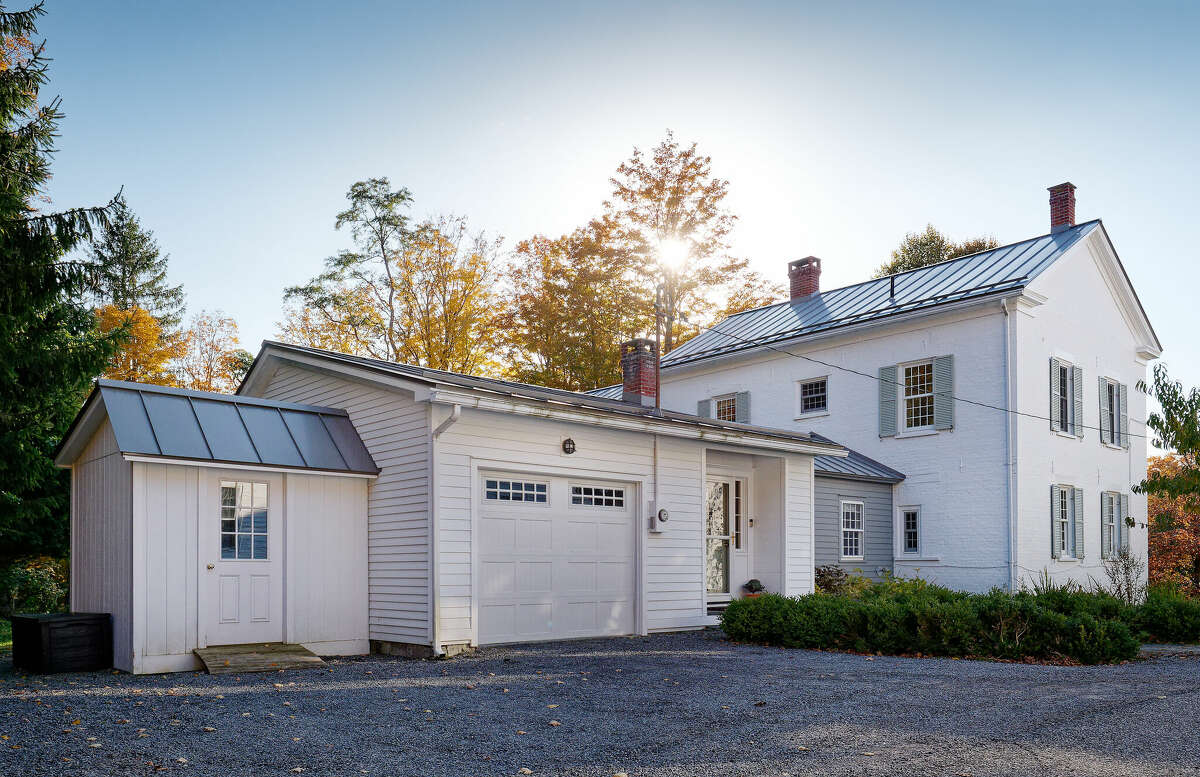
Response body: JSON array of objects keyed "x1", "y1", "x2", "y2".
[
  {"x1": 516, "y1": 730, "x2": 526, "y2": 735},
  {"x1": 201, "y1": 727, "x2": 216, "y2": 732},
  {"x1": 242, "y1": 712, "x2": 251, "y2": 717},
  {"x1": 547, "y1": 704, "x2": 558, "y2": 709},
  {"x1": 291, "y1": 768, "x2": 305, "y2": 773},
  {"x1": 86, "y1": 737, "x2": 97, "y2": 741},
  {"x1": 88, "y1": 742, "x2": 102, "y2": 748},
  {"x1": 503, "y1": 689, "x2": 510, "y2": 693},
  {"x1": 548, "y1": 720, "x2": 561, "y2": 727},
  {"x1": 71, "y1": 719, "x2": 80, "y2": 725},
  {"x1": 519, "y1": 770, "x2": 533, "y2": 775},
  {"x1": 116, "y1": 719, "x2": 130, "y2": 724},
  {"x1": 861, "y1": 752, "x2": 876, "y2": 756},
  {"x1": 796, "y1": 746, "x2": 809, "y2": 751},
  {"x1": 753, "y1": 701, "x2": 766, "y2": 707},
  {"x1": 292, "y1": 737, "x2": 300, "y2": 742},
  {"x1": 614, "y1": 773, "x2": 628, "y2": 777},
  {"x1": 176, "y1": 758, "x2": 188, "y2": 763}
]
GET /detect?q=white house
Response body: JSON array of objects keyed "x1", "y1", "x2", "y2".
[
  {"x1": 630, "y1": 183, "x2": 1161, "y2": 592},
  {"x1": 59, "y1": 347, "x2": 846, "y2": 671}
]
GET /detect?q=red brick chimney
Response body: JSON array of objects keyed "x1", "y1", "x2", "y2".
[
  {"x1": 620, "y1": 338, "x2": 658, "y2": 407},
  {"x1": 789, "y1": 256, "x2": 821, "y2": 300},
  {"x1": 1048, "y1": 182, "x2": 1076, "y2": 233}
]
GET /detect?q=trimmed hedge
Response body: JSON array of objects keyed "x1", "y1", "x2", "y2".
[
  {"x1": 721, "y1": 583, "x2": 1143, "y2": 664},
  {"x1": 1135, "y1": 586, "x2": 1200, "y2": 643}
]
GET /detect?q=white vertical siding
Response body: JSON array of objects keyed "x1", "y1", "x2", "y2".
[
  {"x1": 132, "y1": 462, "x2": 200, "y2": 671},
  {"x1": 70, "y1": 419, "x2": 134, "y2": 672},
  {"x1": 254, "y1": 364, "x2": 432, "y2": 646},
  {"x1": 784, "y1": 453, "x2": 815, "y2": 595},
  {"x1": 286, "y1": 474, "x2": 369, "y2": 651}
]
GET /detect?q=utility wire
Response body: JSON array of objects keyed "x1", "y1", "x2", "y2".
[{"x1": 669, "y1": 322, "x2": 1155, "y2": 441}]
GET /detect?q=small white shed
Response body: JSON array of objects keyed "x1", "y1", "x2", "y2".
[{"x1": 55, "y1": 380, "x2": 378, "y2": 674}]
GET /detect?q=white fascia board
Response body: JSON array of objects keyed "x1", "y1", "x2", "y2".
[
  {"x1": 426, "y1": 388, "x2": 847, "y2": 458},
  {"x1": 1084, "y1": 227, "x2": 1162, "y2": 357},
  {"x1": 121, "y1": 455, "x2": 379, "y2": 479},
  {"x1": 54, "y1": 391, "x2": 106, "y2": 468}
]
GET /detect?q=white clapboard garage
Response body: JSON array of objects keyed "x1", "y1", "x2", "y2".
[{"x1": 477, "y1": 474, "x2": 637, "y2": 643}]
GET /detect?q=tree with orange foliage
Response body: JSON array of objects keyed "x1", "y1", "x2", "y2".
[
  {"x1": 95, "y1": 305, "x2": 184, "y2": 386},
  {"x1": 1147, "y1": 455, "x2": 1200, "y2": 595},
  {"x1": 175, "y1": 311, "x2": 253, "y2": 393}
]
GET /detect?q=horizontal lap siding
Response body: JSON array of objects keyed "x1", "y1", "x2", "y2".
[
  {"x1": 71, "y1": 420, "x2": 134, "y2": 671},
  {"x1": 784, "y1": 455, "x2": 815, "y2": 595},
  {"x1": 814, "y1": 476, "x2": 894, "y2": 580},
  {"x1": 646, "y1": 436, "x2": 703, "y2": 625},
  {"x1": 256, "y1": 365, "x2": 431, "y2": 645}
]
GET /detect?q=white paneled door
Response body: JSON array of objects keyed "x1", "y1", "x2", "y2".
[
  {"x1": 706, "y1": 477, "x2": 750, "y2": 602},
  {"x1": 477, "y1": 473, "x2": 636, "y2": 644},
  {"x1": 204, "y1": 471, "x2": 284, "y2": 646}
]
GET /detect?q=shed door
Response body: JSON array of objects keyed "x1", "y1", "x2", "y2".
[
  {"x1": 203, "y1": 472, "x2": 284, "y2": 646},
  {"x1": 477, "y1": 474, "x2": 636, "y2": 644}
]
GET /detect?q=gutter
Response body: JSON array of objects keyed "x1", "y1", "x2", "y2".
[
  {"x1": 1001, "y1": 299, "x2": 1019, "y2": 592},
  {"x1": 428, "y1": 403, "x2": 462, "y2": 658}
]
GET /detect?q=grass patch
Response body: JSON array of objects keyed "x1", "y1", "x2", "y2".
[{"x1": 0, "y1": 619, "x2": 11, "y2": 653}]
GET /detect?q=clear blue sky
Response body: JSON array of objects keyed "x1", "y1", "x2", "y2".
[{"x1": 41, "y1": 0, "x2": 1200, "y2": 392}]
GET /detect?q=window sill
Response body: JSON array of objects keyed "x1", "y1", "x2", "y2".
[
  {"x1": 894, "y1": 428, "x2": 939, "y2": 439},
  {"x1": 794, "y1": 410, "x2": 830, "y2": 421},
  {"x1": 839, "y1": 557, "x2": 865, "y2": 564},
  {"x1": 1054, "y1": 557, "x2": 1081, "y2": 564},
  {"x1": 895, "y1": 556, "x2": 940, "y2": 563},
  {"x1": 1102, "y1": 442, "x2": 1124, "y2": 451},
  {"x1": 1053, "y1": 431, "x2": 1081, "y2": 441}
]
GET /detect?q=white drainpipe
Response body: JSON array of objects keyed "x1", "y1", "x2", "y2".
[{"x1": 429, "y1": 404, "x2": 462, "y2": 656}]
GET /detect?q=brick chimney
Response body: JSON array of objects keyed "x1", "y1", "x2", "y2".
[
  {"x1": 620, "y1": 338, "x2": 658, "y2": 407},
  {"x1": 788, "y1": 256, "x2": 821, "y2": 300},
  {"x1": 1048, "y1": 182, "x2": 1076, "y2": 233}
]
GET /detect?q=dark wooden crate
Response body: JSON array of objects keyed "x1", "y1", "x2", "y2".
[{"x1": 9, "y1": 613, "x2": 113, "y2": 673}]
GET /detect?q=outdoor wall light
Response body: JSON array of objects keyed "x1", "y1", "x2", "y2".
[{"x1": 561, "y1": 438, "x2": 576, "y2": 454}]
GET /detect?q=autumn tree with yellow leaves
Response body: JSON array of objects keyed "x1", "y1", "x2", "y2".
[
  {"x1": 175, "y1": 311, "x2": 254, "y2": 393},
  {"x1": 95, "y1": 305, "x2": 184, "y2": 385}
]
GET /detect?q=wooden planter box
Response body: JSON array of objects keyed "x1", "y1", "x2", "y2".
[{"x1": 9, "y1": 613, "x2": 113, "y2": 673}]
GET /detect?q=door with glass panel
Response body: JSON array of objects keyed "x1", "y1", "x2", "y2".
[
  {"x1": 705, "y1": 477, "x2": 749, "y2": 602},
  {"x1": 204, "y1": 472, "x2": 284, "y2": 646}
]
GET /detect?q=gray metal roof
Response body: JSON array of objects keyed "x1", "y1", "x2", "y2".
[
  {"x1": 246, "y1": 342, "x2": 846, "y2": 456},
  {"x1": 810, "y1": 434, "x2": 905, "y2": 483},
  {"x1": 661, "y1": 221, "x2": 1101, "y2": 368},
  {"x1": 57, "y1": 379, "x2": 378, "y2": 475},
  {"x1": 587, "y1": 384, "x2": 622, "y2": 400}
]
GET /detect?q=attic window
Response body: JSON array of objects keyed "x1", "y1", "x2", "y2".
[{"x1": 714, "y1": 396, "x2": 737, "y2": 422}]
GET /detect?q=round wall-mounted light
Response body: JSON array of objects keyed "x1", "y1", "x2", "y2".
[{"x1": 561, "y1": 438, "x2": 576, "y2": 455}]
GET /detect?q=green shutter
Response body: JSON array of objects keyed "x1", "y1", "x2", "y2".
[
  {"x1": 1119, "y1": 383, "x2": 1130, "y2": 449},
  {"x1": 879, "y1": 365, "x2": 897, "y2": 437},
  {"x1": 933, "y1": 355, "x2": 954, "y2": 430},
  {"x1": 696, "y1": 399, "x2": 711, "y2": 418},
  {"x1": 1098, "y1": 377, "x2": 1111, "y2": 444},
  {"x1": 735, "y1": 391, "x2": 750, "y2": 424},
  {"x1": 1120, "y1": 492, "x2": 1131, "y2": 550},
  {"x1": 1050, "y1": 358, "x2": 1062, "y2": 431},
  {"x1": 1072, "y1": 366, "x2": 1084, "y2": 438},
  {"x1": 1050, "y1": 485, "x2": 1062, "y2": 559},
  {"x1": 1073, "y1": 487, "x2": 1084, "y2": 559},
  {"x1": 1100, "y1": 493, "x2": 1112, "y2": 560}
]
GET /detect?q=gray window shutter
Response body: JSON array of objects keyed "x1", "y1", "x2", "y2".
[
  {"x1": 1050, "y1": 358, "x2": 1062, "y2": 431},
  {"x1": 933, "y1": 355, "x2": 954, "y2": 430},
  {"x1": 1073, "y1": 487, "x2": 1084, "y2": 559},
  {"x1": 879, "y1": 365, "x2": 897, "y2": 437},
  {"x1": 735, "y1": 391, "x2": 750, "y2": 424},
  {"x1": 1098, "y1": 377, "x2": 1111, "y2": 444},
  {"x1": 1119, "y1": 383, "x2": 1130, "y2": 449},
  {"x1": 1120, "y1": 492, "x2": 1131, "y2": 550},
  {"x1": 696, "y1": 399, "x2": 711, "y2": 418},
  {"x1": 1050, "y1": 485, "x2": 1062, "y2": 559},
  {"x1": 1072, "y1": 366, "x2": 1084, "y2": 438},
  {"x1": 1100, "y1": 493, "x2": 1112, "y2": 560}
]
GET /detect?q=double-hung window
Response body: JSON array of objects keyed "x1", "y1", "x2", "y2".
[
  {"x1": 1050, "y1": 358, "x2": 1082, "y2": 436},
  {"x1": 901, "y1": 507, "x2": 921, "y2": 554},
  {"x1": 713, "y1": 395, "x2": 738, "y2": 422},
  {"x1": 1101, "y1": 491, "x2": 1119, "y2": 559},
  {"x1": 1099, "y1": 377, "x2": 1128, "y2": 447},
  {"x1": 840, "y1": 500, "x2": 864, "y2": 561},
  {"x1": 1051, "y1": 484, "x2": 1084, "y2": 559},
  {"x1": 903, "y1": 362, "x2": 935, "y2": 430},
  {"x1": 797, "y1": 377, "x2": 828, "y2": 415}
]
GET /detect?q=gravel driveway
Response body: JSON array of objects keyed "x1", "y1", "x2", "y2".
[{"x1": 2, "y1": 630, "x2": 1199, "y2": 777}]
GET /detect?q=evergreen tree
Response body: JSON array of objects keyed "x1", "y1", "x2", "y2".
[
  {"x1": 0, "y1": 3, "x2": 123, "y2": 560},
  {"x1": 86, "y1": 197, "x2": 185, "y2": 330}
]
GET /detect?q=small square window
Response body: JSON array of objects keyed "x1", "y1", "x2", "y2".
[
  {"x1": 714, "y1": 396, "x2": 737, "y2": 422},
  {"x1": 484, "y1": 479, "x2": 549, "y2": 504},
  {"x1": 798, "y1": 378, "x2": 828, "y2": 414}
]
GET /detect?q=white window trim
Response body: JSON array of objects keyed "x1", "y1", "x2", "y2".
[
  {"x1": 795, "y1": 376, "x2": 829, "y2": 418},
  {"x1": 840, "y1": 499, "x2": 865, "y2": 562},
  {"x1": 899, "y1": 359, "x2": 936, "y2": 432},
  {"x1": 1055, "y1": 483, "x2": 1078, "y2": 560},
  {"x1": 712, "y1": 393, "x2": 738, "y2": 423},
  {"x1": 1102, "y1": 491, "x2": 1119, "y2": 559},
  {"x1": 900, "y1": 506, "x2": 921, "y2": 555},
  {"x1": 1051, "y1": 360, "x2": 1079, "y2": 438}
]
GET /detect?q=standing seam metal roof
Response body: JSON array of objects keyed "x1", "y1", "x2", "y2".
[
  {"x1": 810, "y1": 434, "x2": 905, "y2": 483},
  {"x1": 61, "y1": 379, "x2": 378, "y2": 474},
  {"x1": 661, "y1": 221, "x2": 1101, "y2": 368}
]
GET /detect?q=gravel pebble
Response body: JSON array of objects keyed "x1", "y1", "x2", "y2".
[{"x1": 2, "y1": 630, "x2": 1199, "y2": 776}]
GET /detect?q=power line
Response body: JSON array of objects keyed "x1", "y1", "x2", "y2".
[{"x1": 672, "y1": 323, "x2": 1155, "y2": 441}]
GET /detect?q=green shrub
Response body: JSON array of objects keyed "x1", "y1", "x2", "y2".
[
  {"x1": 814, "y1": 565, "x2": 848, "y2": 595},
  {"x1": 0, "y1": 556, "x2": 69, "y2": 616},
  {"x1": 1135, "y1": 585, "x2": 1200, "y2": 643},
  {"x1": 721, "y1": 583, "x2": 1141, "y2": 664}
]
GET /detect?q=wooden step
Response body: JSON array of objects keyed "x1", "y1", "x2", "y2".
[{"x1": 193, "y1": 643, "x2": 325, "y2": 674}]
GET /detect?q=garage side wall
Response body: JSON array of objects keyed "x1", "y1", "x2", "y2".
[
  {"x1": 256, "y1": 365, "x2": 432, "y2": 646},
  {"x1": 285, "y1": 474, "x2": 369, "y2": 653},
  {"x1": 71, "y1": 419, "x2": 134, "y2": 672}
]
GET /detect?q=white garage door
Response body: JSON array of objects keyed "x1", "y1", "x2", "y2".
[{"x1": 477, "y1": 473, "x2": 636, "y2": 644}]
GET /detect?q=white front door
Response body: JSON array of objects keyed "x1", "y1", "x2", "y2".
[
  {"x1": 705, "y1": 477, "x2": 750, "y2": 601},
  {"x1": 204, "y1": 472, "x2": 284, "y2": 646},
  {"x1": 477, "y1": 473, "x2": 636, "y2": 644}
]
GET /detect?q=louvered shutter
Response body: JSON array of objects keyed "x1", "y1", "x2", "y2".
[
  {"x1": 1100, "y1": 493, "x2": 1113, "y2": 560},
  {"x1": 879, "y1": 365, "x2": 897, "y2": 437},
  {"x1": 1098, "y1": 377, "x2": 1111, "y2": 444},
  {"x1": 1050, "y1": 485, "x2": 1062, "y2": 559},
  {"x1": 1120, "y1": 492, "x2": 1131, "y2": 550},
  {"x1": 735, "y1": 391, "x2": 750, "y2": 424},
  {"x1": 1119, "y1": 383, "x2": 1130, "y2": 449},
  {"x1": 933, "y1": 355, "x2": 954, "y2": 430},
  {"x1": 1073, "y1": 487, "x2": 1084, "y2": 559},
  {"x1": 1072, "y1": 366, "x2": 1084, "y2": 437},
  {"x1": 1050, "y1": 358, "x2": 1062, "y2": 431},
  {"x1": 696, "y1": 399, "x2": 711, "y2": 418}
]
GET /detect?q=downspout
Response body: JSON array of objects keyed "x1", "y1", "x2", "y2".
[
  {"x1": 429, "y1": 404, "x2": 462, "y2": 656},
  {"x1": 1001, "y1": 300, "x2": 1018, "y2": 591}
]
